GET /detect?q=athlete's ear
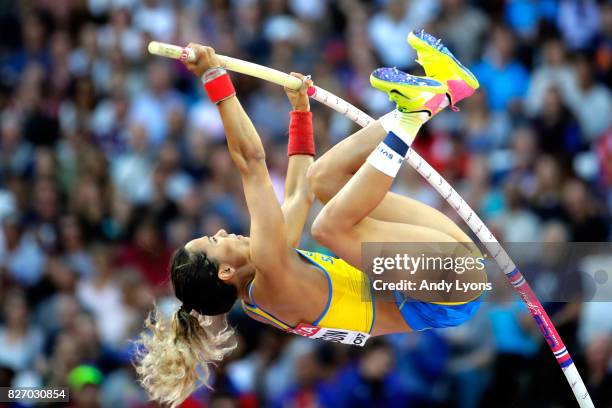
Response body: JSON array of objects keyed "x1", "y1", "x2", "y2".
[{"x1": 217, "y1": 264, "x2": 235, "y2": 281}]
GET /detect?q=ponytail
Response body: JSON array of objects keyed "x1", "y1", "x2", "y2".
[{"x1": 134, "y1": 305, "x2": 237, "y2": 407}]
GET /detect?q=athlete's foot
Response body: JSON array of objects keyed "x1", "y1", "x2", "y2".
[
  {"x1": 370, "y1": 67, "x2": 449, "y2": 116},
  {"x1": 407, "y1": 30, "x2": 479, "y2": 109}
]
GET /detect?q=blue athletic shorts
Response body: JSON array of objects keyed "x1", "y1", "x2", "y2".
[{"x1": 393, "y1": 291, "x2": 482, "y2": 331}]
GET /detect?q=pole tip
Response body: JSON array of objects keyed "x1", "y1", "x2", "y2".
[{"x1": 147, "y1": 41, "x2": 160, "y2": 55}]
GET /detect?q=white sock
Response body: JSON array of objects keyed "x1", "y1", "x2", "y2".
[
  {"x1": 379, "y1": 109, "x2": 430, "y2": 145},
  {"x1": 366, "y1": 109, "x2": 430, "y2": 177}
]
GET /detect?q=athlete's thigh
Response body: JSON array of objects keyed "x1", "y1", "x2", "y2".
[
  {"x1": 323, "y1": 216, "x2": 458, "y2": 268},
  {"x1": 371, "y1": 192, "x2": 471, "y2": 242}
]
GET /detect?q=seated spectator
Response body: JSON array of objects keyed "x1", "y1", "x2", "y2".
[
  {"x1": 523, "y1": 222, "x2": 586, "y2": 406},
  {"x1": 0, "y1": 292, "x2": 44, "y2": 373},
  {"x1": 472, "y1": 25, "x2": 530, "y2": 112},
  {"x1": 76, "y1": 246, "x2": 128, "y2": 346},
  {"x1": 507, "y1": 126, "x2": 539, "y2": 184},
  {"x1": 273, "y1": 350, "x2": 335, "y2": 408},
  {"x1": 458, "y1": 155, "x2": 504, "y2": 220},
  {"x1": 110, "y1": 124, "x2": 154, "y2": 204},
  {"x1": 4, "y1": 12, "x2": 51, "y2": 81},
  {"x1": 528, "y1": 156, "x2": 566, "y2": 221},
  {"x1": 68, "y1": 24, "x2": 110, "y2": 92},
  {"x1": 96, "y1": 8, "x2": 143, "y2": 62},
  {"x1": 129, "y1": 62, "x2": 184, "y2": 146},
  {"x1": 133, "y1": 0, "x2": 176, "y2": 42},
  {"x1": 561, "y1": 178, "x2": 610, "y2": 241},
  {"x1": 91, "y1": 91, "x2": 131, "y2": 159},
  {"x1": 461, "y1": 90, "x2": 511, "y2": 152},
  {"x1": 0, "y1": 214, "x2": 46, "y2": 286},
  {"x1": 0, "y1": 113, "x2": 34, "y2": 179},
  {"x1": 334, "y1": 339, "x2": 410, "y2": 408},
  {"x1": 531, "y1": 86, "x2": 582, "y2": 158},
  {"x1": 368, "y1": 0, "x2": 438, "y2": 70},
  {"x1": 59, "y1": 215, "x2": 95, "y2": 277},
  {"x1": 436, "y1": 0, "x2": 488, "y2": 64},
  {"x1": 441, "y1": 304, "x2": 494, "y2": 408},
  {"x1": 481, "y1": 284, "x2": 540, "y2": 407},
  {"x1": 493, "y1": 179, "x2": 542, "y2": 242},
  {"x1": 45, "y1": 331, "x2": 82, "y2": 388},
  {"x1": 116, "y1": 214, "x2": 171, "y2": 292},
  {"x1": 585, "y1": 334, "x2": 612, "y2": 407},
  {"x1": 58, "y1": 76, "x2": 98, "y2": 137},
  {"x1": 565, "y1": 55, "x2": 612, "y2": 142},
  {"x1": 67, "y1": 364, "x2": 104, "y2": 408},
  {"x1": 525, "y1": 37, "x2": 576, "y2": 115}
]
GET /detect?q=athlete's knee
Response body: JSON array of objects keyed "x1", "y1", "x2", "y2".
[
  {"x1": 311, "y1": 213, "x2": 330, "y2": 245},
  {"x1": 311, "y1": 209, "x2": 341, "y2": 246}
]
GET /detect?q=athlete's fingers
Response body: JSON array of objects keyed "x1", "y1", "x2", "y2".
[
  {"x1": 289, "y1": 72, "x2": 305, "y2": 80},
  {"x1": 303, "y1": 75, "x2": 313, "y2": 89}
]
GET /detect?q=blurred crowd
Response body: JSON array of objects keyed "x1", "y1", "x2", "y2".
[{"x1": 0, "y1": 0, "x2": 611, "y2": 407}]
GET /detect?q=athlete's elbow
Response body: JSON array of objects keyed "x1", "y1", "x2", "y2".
[
  {"x1": 235, "y1": 149, "x2": 266, "y2": 173},
  {"x1": 241, "y1": 145, "x2": 266, "y2": 163}
]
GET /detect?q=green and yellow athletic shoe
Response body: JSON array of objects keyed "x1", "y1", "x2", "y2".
[
  {"x1": 370, "y1": 67, "x2": 449, "y2": 115},
  {"x1": 407, "y1": 30, "x2": 479, "y2": 108}
]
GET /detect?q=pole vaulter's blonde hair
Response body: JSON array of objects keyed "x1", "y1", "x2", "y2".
[{"x1": 134, "y1": 306, "x2": 237, "y2": 407}]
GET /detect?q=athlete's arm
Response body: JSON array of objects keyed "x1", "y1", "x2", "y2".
[
  {"x1": 184, "y1": 44, "x2": 291, "y2": 274},
  {"x1": 281, "y1": 73, "x2": 315, "y2": 247}
]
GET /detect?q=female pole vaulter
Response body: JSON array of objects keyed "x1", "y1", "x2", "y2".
[{"x1": 136, "y1": 31, "x2": 486, "y2": 407}]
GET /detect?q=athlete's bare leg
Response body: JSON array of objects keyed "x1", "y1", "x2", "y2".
[
  {"x1": 310, "y1": 110, "x2": 486, "y2": 301},
  {"x1": 311, "y1": 138, "x2": 458, "y2": 266},
  {"x1": 309, "y1": 28, "x2": 481, "y2": 245},
  {"x1": 307, "y1": 121, "x2": 471, "y2": 243},
  {"x1": 314, "y1": 32, "x2": 485, "y2": 305},
  {"x1": 312, "y1": 68, "x2": 479, "y2": 276}
]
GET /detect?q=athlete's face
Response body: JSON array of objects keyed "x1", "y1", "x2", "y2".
[{"x1": 185, "y1": 229, "x2": 250, "y2": 269}]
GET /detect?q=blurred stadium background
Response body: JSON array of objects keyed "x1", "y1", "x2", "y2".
[{"x1": 0, "y1": 0, "x2": 611, "y2": 407}]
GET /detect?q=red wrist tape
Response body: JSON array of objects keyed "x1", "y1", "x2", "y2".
[
  {"x1": 202, "y1": 68, "x2": 236, "y2": 104},
  {"x1": 288, "y1": 111, "x2": 314, "y2": 156}
]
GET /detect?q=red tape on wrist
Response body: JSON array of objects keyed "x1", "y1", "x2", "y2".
[
  {"x1": 288, "y1": 111, "x2": 314, "y2": 156},
  {"x1": 203, "y1": 69, "x2": 236, "y2": 104}
]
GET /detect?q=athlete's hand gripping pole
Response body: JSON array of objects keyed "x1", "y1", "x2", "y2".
[
  {"x1": 148, "y1": 40, "x2": 594, "y2": 408},
  {"x1": 148, "y1": 41, "x2": 304, "y2": 90}
]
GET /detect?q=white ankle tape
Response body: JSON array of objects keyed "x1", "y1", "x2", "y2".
[{"x1": 366, "y1": 131, "x2": 410, "y2": 177}]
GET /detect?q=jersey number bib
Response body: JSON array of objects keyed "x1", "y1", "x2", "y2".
[{"x1": 292, "y1": 323, "x2": 370, "y2": 346}]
